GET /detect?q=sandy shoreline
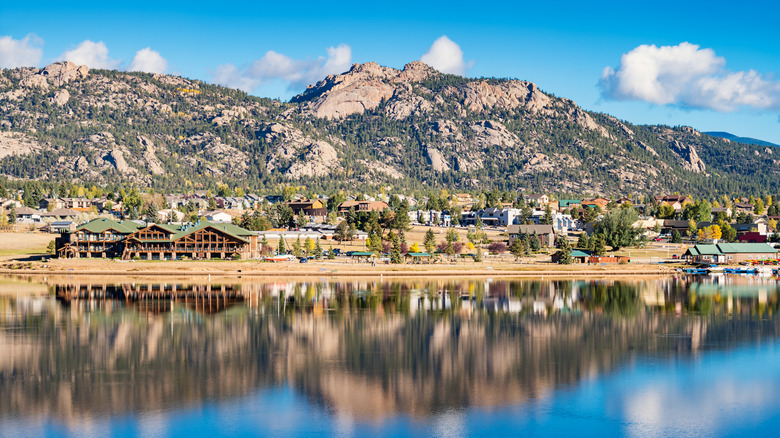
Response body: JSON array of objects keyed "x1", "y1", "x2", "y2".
[{"x1": 0, "y1": 258, "x2": 679, "y2": 280}]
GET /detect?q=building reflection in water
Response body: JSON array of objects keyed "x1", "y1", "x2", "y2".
[{"x1": 0, "y1": 275, "x2": 779, "y2": 427}]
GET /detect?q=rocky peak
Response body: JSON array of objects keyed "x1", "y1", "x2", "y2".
[
  {"x1": 679, "y1": 126, "x2": 702, "y2": 137},
  {"x1": 20, "y1": 61, "x2": 88, "y2": 89},
  {"x1": 461, "y1": 80, "x2": 551, "y2": 113},
  {"x1": 396, "y1": 61, "x2": 439, "y2": 82},
  {"x1": 292, "y1": 61, "x2": 443, "y2": 119}
]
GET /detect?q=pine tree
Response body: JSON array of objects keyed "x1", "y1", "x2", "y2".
[
  {"x1": 592, "y1": 234, "x2": 606, "y2": 256},
  {"x1": 424, "y1": 228, "x2": 436, "y2": 254},
  {"x1": 390, "y1": 234, "x2": 402, "y2": 264},
  {"x1": 367, "y1": 232, "x2": 383, "y2": 253},
  {"x1": 671, "y1": 229, "x2": 682, "y2": 243},
  {"x1": 510, "y1": 238, "x2": 525, "y2": 259},
  {"x1": 542, "y1": 204, "x2": 553, "y2": 225},
  {"x1": 314, "y1": 238, "x2": 323, "y2": 259},
  {"x1": 555, "y1": 236, "x2": 573, "y2": 265},
  {"x1": 529, "y1": 232, "x2": 541, "y2": 252},
  {"x1": 292, "y1": 236, "x2": 302, "y2": 257},
  {"x1": 278, "y1": 236, "x2": 286, "y2": 255},
  {"x1": 576, "y1": 232, "x2": 590, "y2": 250}
]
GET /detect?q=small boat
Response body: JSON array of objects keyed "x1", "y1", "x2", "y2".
[
  {"x1": 724, "y1": 267, "x2": 759, "y2": 274},
  {"x1": 264, "y1": 254, "x2": 297, "y2": 262}
]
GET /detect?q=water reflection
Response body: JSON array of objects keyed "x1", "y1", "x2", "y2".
[{"x1": 1, "y1": 275, "x2": 780, "y2": 432}]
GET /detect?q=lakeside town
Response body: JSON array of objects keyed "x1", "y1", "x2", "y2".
[{"x1": 2, "y1": 187, "x2": 779, "y2": 268}]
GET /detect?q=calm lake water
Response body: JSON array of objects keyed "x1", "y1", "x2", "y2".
[{"x1": 2, "y1": 274, "x2": 780, "y2": 437}]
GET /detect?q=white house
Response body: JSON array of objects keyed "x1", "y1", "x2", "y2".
[
  {"x1": 201, "y1": 210, "x2": 233, "y2": 223},
  {"x1": 552, "y1": 213, "x2": 580, "y2": 233},
  {"x1": 524, "y1": 194, "x2": 550, "y2": 206}
]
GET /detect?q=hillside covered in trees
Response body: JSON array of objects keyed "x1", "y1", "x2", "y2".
[{"x1": 1, "y1": 60, "x2": 778, "y2": 197}]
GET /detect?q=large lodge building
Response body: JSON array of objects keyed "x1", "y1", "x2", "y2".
[{"x1": 57, "y1": 218, "x2": 260, "y2": 260}]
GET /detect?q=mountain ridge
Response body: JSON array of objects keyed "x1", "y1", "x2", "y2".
[
  {"x1": 704, "y1": 131, "x2": 779, "y2": 148},
  {"x1": 0, "y1": 60, "x2": 778, "y2": 196}
]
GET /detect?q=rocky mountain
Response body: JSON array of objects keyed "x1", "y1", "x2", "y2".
[{"x1": 0, "y1": 60, "x2": 778, "y2": 195}]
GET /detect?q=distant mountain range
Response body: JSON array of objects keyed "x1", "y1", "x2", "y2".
[
  {"x1": 1, "y1": 60, "x2": 779, "y2": 196},
  {"x1": 704, "y1": 132, "x2": 779, "y2": 148}
]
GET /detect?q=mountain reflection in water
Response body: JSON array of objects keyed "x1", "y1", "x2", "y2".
[{"x1": 1, "y1": 275, "x2": 779, "y2": 430}]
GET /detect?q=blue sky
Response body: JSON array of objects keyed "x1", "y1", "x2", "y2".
[{"x1": 2, "y1": 0, "x2": 779, "y2": 143}]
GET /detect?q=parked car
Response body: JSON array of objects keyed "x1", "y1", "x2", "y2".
[{"x1": 299, "y1": 257, "x2": 308, "y2": 263}]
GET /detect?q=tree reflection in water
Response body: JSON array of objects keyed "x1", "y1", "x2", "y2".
[{"x1": 0, "y1": 275, "x2": 779, "y2": 425}]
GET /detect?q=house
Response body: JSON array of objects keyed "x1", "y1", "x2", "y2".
[
  {"x1": 451, "y1": 193, "x2": 473, "y2": 205},
  {"x1": 61, "y1": 198, "x2": 93, "y2": 210},
  {"x1": 285, "y1": 199, "x2": 327, "y2": 217},
  {"x1": 14, "y1": 206, "x2": 42, "y2": 222},
  {"x1": 507, "y1": 224, "x2": 556, "y2": 247},
  {"x1": 655, "y1": 195, "x2": 693, "y2": 212},
  {"x1": 478, "y1": 207, "x2": 525, "y2": 227},
  {"x1": 1, "y1": 198, "x2": 19, "y2": 209},
  {"x1": 662, "y1": 220, "x2": 692, "y2": 234},
  {"x1": 581, "y1": 198, "x2": 610, "y2": 210},
  {"x1": 410, "y1": 210, "x2": 451, "y2": 227},
  {"x1": 216, "y1": 197, "x2": 246, "y2": 210},
  {"x1": 682, "y1": 243, "x2": 778, "y2": 264},
  {"x1": 158, "y1": 209, "x2": 186, "y2": 223},
  {"x1": 201, "y1": 210, "x2": 234, "y2": 223},
  {"x1": 337, "y1": 200, "x2": 390, "y2": 214},
  {"x1": 551, "y1": 249, "x2": 591, "y2": 264},
  {"x1": 524, "y1": 194, "x2": 549, "y2": 206},
  {"x1": 558, "y1": 199, "x2": 582, "y2": 209},
  {"x1": 43, "y1": 221, "x2": 77, "y2": 233},
  {"x1": 733, "y1": 222, "x2": 768, "y2": 235},
  {"x1": 300, "y1": 223, "x2": 338, "y2": 239},
  {"x1": 552, "y1": 213, "x2": 580, "y2": 233},
  {"x1": 40, "y1": 208, "x2": 80, "y2": 221},
  {"x1": 711, "y1": 207, "x2": 732, "y2": 220},
  {"x1": 39, "y1": 198, "x2": 65, "y2": 210},
  {"x1": 733, "y1": 202, "x2": 755, "y2": 214},
  {"x1": 91, "y1": 198, "x2": 122, "y2": 213}
]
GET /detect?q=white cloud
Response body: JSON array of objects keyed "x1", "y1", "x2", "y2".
[
  {"x1": 58, "y1": 40, "x2": 121, "y2": 69},
  {"x1": 0, "y1": 34, "x2": 43, "y2": 68},
  {"x1": 211, "y1": 63, "x2": 260, "y2": 93},
  {"x1": 212, "y1": 44, "x2": 352, "y2": 93},
  {"x1": 600, "y1": 42, "x2": 780, "y2": 112},
  {"x1": 420, "y1": 35, "x2": 473, "y2": 76},
  {"x1": 128, "y1": 47, "x2": 167, "y2": 74}
]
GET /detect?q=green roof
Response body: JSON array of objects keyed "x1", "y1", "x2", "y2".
[
  {"x1": 692, "y1": 244, "x2": 721, "y2": 256},
  {"x1": 76, "y1": 218, "x2": 143, "y2": 234},
  {"x1": 558, "y1": 199, "x2": 582, "y2": 207},
  {"x1": 687, "y1": 243, "x2": 778, "y2": 256},
  {"x1": 570, "y1": 250, "x2": 590, "y2": 257},
  {"x1": 717, "y1": 242, "x2": 777, "y2": 254},
  {"x1": 349, "y1": 251, "x2": 377, "y2": 256},
  {"x1": 405, "y1": 252, "x2": 432, "y2": 257}
]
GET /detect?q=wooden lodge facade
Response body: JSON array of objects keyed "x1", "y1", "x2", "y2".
[
  {"x1": 56, "y1": 218, "x2": 260, "y2": 260},
  {"x1": 56, "y1": 218, "x2": 143, "y2": 259}
]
